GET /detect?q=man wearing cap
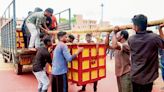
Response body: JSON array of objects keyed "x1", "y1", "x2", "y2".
[{"x1": 26, "y1": 8, "x2": 53, "y2": 48}]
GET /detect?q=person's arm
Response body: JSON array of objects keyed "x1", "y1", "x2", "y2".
[
  {"x1": 43, "y1": 22, "x2": 49, "y2": 30},
  {"x1": 154, "y1": 23, "x2": 164, "y2": 49},
  {"x1": 105, "y1": 33, "x2": 110, "y2": 46},
  {"x1": 62, "y1": 44, "x2": 83, "y2": 62},
  {"x1": 105, "y1": 33, "x2": 113, "y2": 49},
  {"x1": 39, "y1": 25, "x2": 48, "y2": 33},
  {"x1": 55, "y1": 21, "x2": 58, "y2": 30},
  {"x1": 159, "y1": 24, "x2": 164, "y2": 39},
  {"x1": 47, "y1": 53, "x2": 52, "y2": 66},
  {"x1": 35, "y1": 17, "x2": 49, "y2": 34},
  {"x1": 154, "y1": 34, "x2": 164, "y2": 49},
  {"x1": 112, "y1": 33, "x2": 121, "y2": 50}
]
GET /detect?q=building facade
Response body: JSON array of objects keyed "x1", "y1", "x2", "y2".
[{"x1": 72, "y1": 15, "x2": 98, "y2": 30}]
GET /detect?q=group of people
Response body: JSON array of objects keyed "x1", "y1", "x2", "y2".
[
  {"x1": 105, "y1": 14, "x2": 164, "y2": 92},
  {"x1": 25, "y1": 9, "x2": 164, "y2": 92},
  {"x1": 21, "y1": 7, "x2": 57, "y2": 48}
]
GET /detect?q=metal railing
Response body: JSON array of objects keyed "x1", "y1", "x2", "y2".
[
  {"x1": 55, "y1": 8, "x2": 71, "y2": 31},
  {"x1": 0, "y1": 0, "x2": 17, "y2": 55}
]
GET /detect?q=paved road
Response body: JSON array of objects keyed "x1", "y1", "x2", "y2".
[{"x1": 0, "y1": 54, "x2": 163, "y2": 92}]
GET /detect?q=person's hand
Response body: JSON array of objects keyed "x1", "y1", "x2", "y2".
[
  {"x1": 159, "y1": 23, "x2": 164, "y2": 30},
  {"x1": 77, "y1": 47, "x2": 84, "y2": 54},
  {"x1": 44, "y1": 30, "x2": 49, "y2": 34},
  {"x1": 113, "y1": 26, "x2": 120, "y2": 34},
  {"x1": 106, "y1": 33, "x2": 110, "y2": 36},
  {"x1": 49, "y1": 46, "x2": 54, "y2": 53}
]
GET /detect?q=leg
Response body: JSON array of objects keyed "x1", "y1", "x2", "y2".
[
  {"x1": 132, "y1": 82, "x2": 142, "y2": 92},
  {"x1": 117, "y1": 77, "x2": 122, "y2": 92},
  {"x1": 52, "y1": 74, "x2": 68, "y2": 92},
  {"x1": 161, "y1": 57, "x2": 164, "y2": 80},
  {"x1": 120, "y1": 73, "x2": 132, "y2": 92},
  {"x1": 93, "y1": 81, "x2": 98, "y2": 92},
  {"x1": 26, "y1": 32, "x2": 31, "y2": 47},
  {"x1": 78, "y1": 85, "x2": 86, "y2": 92},
  {"x1": 162, "y1": 67, "x2": 164, "y2": 81},
  {"x1": 132, "y1": 82, "x2": 153, "y2": 92},
  {"x1": 82, "y1": 85, "x2": 86, "y2": 91},
  {"x1": 51, "y1": 75, "x2": 57, "y2": 92},
  {"x1": 35, "y1": 28, "x2": 41, "y2": 48},
  {"x1": 63, "y1": 74, "x2": 68, "y2": 92},
  {"x1": 110, "y1": 50, "x2": 113, "y2": 60},
  {"x1": 40, "y1": 71, "x2": 50, "y2": 91},
  {"x1": 26, "y1": 23, "x2": 38, "y2": 48},
  {"x1": 142, "y1": 83, "x2": 153, "y2": 92},
  {"x1": 23, "y1": 34, "x2": 28, "y2": 48},
  {"x1": 33, "y1": 71, "x2": 44, "y2": 92},
  {"x1": 57, "y1": 73, "x2": 68, "y2": 92}
]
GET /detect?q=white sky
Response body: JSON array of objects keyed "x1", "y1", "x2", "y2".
[{"x1": 0, "y1": 0, "x2": 164, "y2": 25}]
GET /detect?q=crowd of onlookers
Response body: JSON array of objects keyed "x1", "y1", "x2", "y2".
[{"x1": 21, "y1": 7, "x2": 164, "y2": 92}]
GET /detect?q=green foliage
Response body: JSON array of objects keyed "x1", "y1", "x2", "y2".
[{"x1": 59, "y1": 15, "x2": 76, "y2": 24}]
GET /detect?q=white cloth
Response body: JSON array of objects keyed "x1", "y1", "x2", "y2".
[
  {"x1": 26, "y1": 23, "x2": 40, "y2": 48},
  {"x1": 33, "y1": 70, "x2": 49, "y2": 90}
]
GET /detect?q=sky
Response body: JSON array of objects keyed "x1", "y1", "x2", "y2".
[{"x1": 0, "y1": 0, "x2": 164, "y2": 25}]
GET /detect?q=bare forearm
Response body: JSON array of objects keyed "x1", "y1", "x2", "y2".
[
  {"x1": 39, "y1": 25, "x2": 47, "y2": 32},
  {"x1": 105, "y1": 34, "x2": 110, "y2": 46},
  {"x1": 112, "y1": 34, "x2": 118, "y2": 48},
  {"x1": 43, "y1": 23, "x2": 49, "y2": 30},
  {"x1": 159, "y1": 24, "x2": 164, "y2": 39},
  {"x1": 112, "y1": 33, "x2": 121, "y2": 50}
]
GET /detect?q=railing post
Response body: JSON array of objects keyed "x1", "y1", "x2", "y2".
[
  {"x1": 59, "y1": 13, "x2": 61, "y2": 23},
  {"x1": 69, "y1": 8, "x2": 71, "y2": 30},
  {"x1": 8, "y1": 7, "x2": 10, "y2": 19},
  {"x1": 13, "y1": 0, "x2": 17, "y2": 54}
]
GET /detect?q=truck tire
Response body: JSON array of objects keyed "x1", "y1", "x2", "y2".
[
  {"x1": 10, "y1": 54, "x2": 13, "y2": 63},
  {"x1": 15, "y1": 63, "x2": 23, "y2": 75},
  {"x1": 3, "y1": 56, "x2": 8, "y2": 63}
]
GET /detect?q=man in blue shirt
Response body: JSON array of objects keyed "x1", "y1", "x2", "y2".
[{"x1": 51, "y1": 31, "x2": 83, "y2": 92}]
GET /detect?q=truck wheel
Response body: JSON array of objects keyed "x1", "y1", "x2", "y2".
[
  {"x1": 3, "y1": 56, "x2": 8, "y2": 63},
  {"x1": 15, "y1": 63, "x2": 23, "y2": 75},
  {"x1": 10, "y1": 54, "x2": 12, "y2": 62}
]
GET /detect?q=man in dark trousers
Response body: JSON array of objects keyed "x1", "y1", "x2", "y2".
[
  {"x1": 32, "y1": 36, "x2": 52, "y2": 92},
  {"x1": 21, "y1": 11, "x2": 32, "y2": 48},
  {"x1": 51, "y1": 31, "x2": 83, "y2": 92},
  {"x1": 128, "y1": 14, "x2": 164, "y2": 92}
]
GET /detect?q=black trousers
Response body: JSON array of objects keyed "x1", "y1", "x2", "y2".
[
  {"x1": 52, "y1": 73, "x2": 68, "y2": 92},
  {"x1": 132, "y1": 82, "x2": 153, "y2": 92}
]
